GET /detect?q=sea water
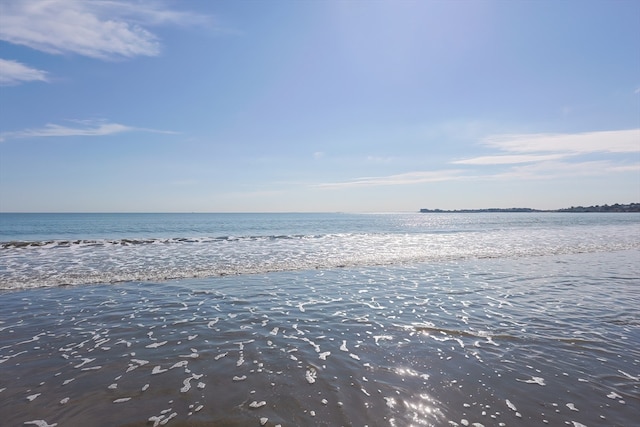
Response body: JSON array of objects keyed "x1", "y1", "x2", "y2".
[
  {"x1": 0, "y1": 212, "x2": 638, "y2": 426},
  {"x1": 2, "y1": 212, "x2": 638, "y2": 290}
]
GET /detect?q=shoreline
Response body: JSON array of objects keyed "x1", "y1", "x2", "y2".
[{"x1": 420, "y1": 202, "x2": 640, "y2": 213}]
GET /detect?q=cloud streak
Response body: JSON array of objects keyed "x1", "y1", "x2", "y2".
[
  {"x1": 317, "y1": 170, "x2": 465, "y2": 189},
  {"x1": 1, "y1": 1, "x2": 152, "y2": 60},
  {"x1": 0, "y1": 58, "x2": 48, "y2": 85},
  {"x1": 318, "y1": 128, "x2": 639, "y2": 190},
  {"x1": 491, "y1": 160, "x2": 640, "y2": 181},
  {"x1": 0, "y1": 120, "x2": 176, "y2": 142},
  {"x1": 454, "y1": 129, "x2": 639, "y2": 166},
  {"x1": 452, "y1": 153, "x2": 566, "y2": 165},
  {"x1": 482, "y1": 129, "x2": 639, "y2": 154}
]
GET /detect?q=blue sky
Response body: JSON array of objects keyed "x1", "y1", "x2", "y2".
[{"x1": 0, "y1": 0, "x2": 638, "y2": 212}]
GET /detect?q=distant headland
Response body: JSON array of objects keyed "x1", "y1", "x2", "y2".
[{"x1": 420, "y1": 203, "x2": 640, "y2": 213}]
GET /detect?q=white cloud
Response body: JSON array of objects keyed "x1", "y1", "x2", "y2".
[
  {"x1": 452, "y1": 153, "x2": 566, "y2": 165},
  {"x1": 491, "y1": 160, "x2": 640, "y2": 181},
  {"x1": 482, "y1": 129, "x2": 639, "y2": 154},
  {"x1": 0, "y1": 120, "x2": 175, "y2": 142},
  {"x1": 317, "y1": 128, "x2": 639, "y2": 190},
  {"x1": 454, "y1": 129, "x2": 639, "y2": 166},
  {"x1": 0, "y1": 0, "x2": 211, "y2": 60},
  {"x1": 0, "y1": 58, "x2": 48, "y2": 85},
  {"x1": 317, "y1": 170, "x2": 464, "y2": 189},
  {"x1": 89, "y1": 1, "x2": 211, "y2": 27}
]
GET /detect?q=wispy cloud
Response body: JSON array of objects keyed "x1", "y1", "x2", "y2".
[
  {"x1": 0, "y1": 120, "x2": 176, "y2": 142},
  {"x1": 491, "y1": 160, "x2": 640, "y2": 181},
  {"x1": 90, "y1": 1, "x2": 212, "y2": 27},
  {"x1": 317, "y1": 170, "x2": 464, "y2": 189},
  {"x1": 452, "y1": 153, "x2": 566, "y2": 165},
  {"x1": 0, "y1": 0, "x2": 211, "y2": 60},
  {"x1": 483, "y1": 129, "x2": 639, "y2": 154},
  {"x1": 0, "y1": 1, "x2": 212, "y2": 85},
  {"x1": 454, "y1": 129, "x2": 639, "y2": 166},
  {"x1": 318, "y1": 128, "x2": 639, "y2": 190},
  {"x1": 0, "y1": 58, "x2": 48, "y2": 85}
]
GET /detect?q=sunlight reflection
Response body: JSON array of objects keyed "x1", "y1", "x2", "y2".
[
  {"x1": 394, "y1": 366, "x2": 430, "y2": 380},
  {"x1": 392, "y1": 367, "x2": 444, "y2": 426},
  {"x1": 403, "y1": 392, "x2": 444, "y2": 426}
]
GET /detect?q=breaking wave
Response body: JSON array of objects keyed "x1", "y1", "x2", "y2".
[
  {"x1": 1, "y1": 234, "x2": 316, "y2": 250},
  {"x1": 1, "y1": 226, "x2": 638, "y2": 290}
]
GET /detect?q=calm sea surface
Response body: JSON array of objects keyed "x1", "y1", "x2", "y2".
[{"x1": 0, "y1": 213, "x2": 639, "y2": 426}]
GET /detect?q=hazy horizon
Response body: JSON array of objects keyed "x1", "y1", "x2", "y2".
[{"x1": 2, "y1": 202, "x2": 639, "y2": 215}]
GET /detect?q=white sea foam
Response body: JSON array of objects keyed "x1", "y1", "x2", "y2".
[
  {"x1": 617, "y1": 370, "x2": 639, "y2": 380},
  {"x1": 249, "y1": 401, "x2": 266, "y2": 408},
  {"x1": 73, "y1": 358, "x2": 95, "y2": 368},
  {"x1": 161, "y1": 412, "x2": 177, "y2": 425},
  {"x1": 170, "y1": 361, "x2": 188, "y2": 370},
  {"x1": 4, "y1": 213, "x2": 637, "y2": 289},
  {"x1": 305, "y1": 367, "x2": 317, "y2": 384},
  {"x1": 146, "y1": 341, "x2": 168, "y2": 349},
  {"x1": 373, "y1": 335, "x2": 392, "y2": 345},
  {"x1": 517, "y1": 376, "x2": 546, "y2": 386},
  {"x1": 23, "y1": 421, "x2": 58, "y2": 427},
  {"x1": 180, "y1": 377, "x2": 193, "y2": 393},
  {"x1": 126, "y1": 359, "x2": 149, "y2": 372}
]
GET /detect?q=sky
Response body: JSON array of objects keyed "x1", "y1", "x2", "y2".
[{"x1": 0, "y1": 0, "x2": 639, "y2": 213}]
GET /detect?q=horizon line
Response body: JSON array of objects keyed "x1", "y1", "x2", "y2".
[{"x1": 2, "y1": 203, "x2": 639, "y2": 215}]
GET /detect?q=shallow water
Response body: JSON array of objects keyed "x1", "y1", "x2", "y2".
[
  {"x1": 1, "y1": 250, "x2": 638, "y2": 426},
  {"x1": 2, "y1": 213, "x2": 639, "y2": 289}
]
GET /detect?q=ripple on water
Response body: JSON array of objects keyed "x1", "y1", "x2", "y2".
[{"x1": 1, "y1": 251, "x2": 639, "y2": 426}]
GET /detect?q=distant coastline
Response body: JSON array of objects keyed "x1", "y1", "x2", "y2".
[{"x1": 419, "y1": 203, "x2": 640, "y2": 213}]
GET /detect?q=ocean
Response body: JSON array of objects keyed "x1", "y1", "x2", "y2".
[{"x1": 0, "y1": 212, "x2": 638, "y2": 426}]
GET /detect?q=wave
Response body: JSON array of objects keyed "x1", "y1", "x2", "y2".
[
  {"x1": 0, "y1": 234, "x2": 320, "y2": 249},
  {"x1": 1, "y1": 228, "x2": 638, "y2": 291}
]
